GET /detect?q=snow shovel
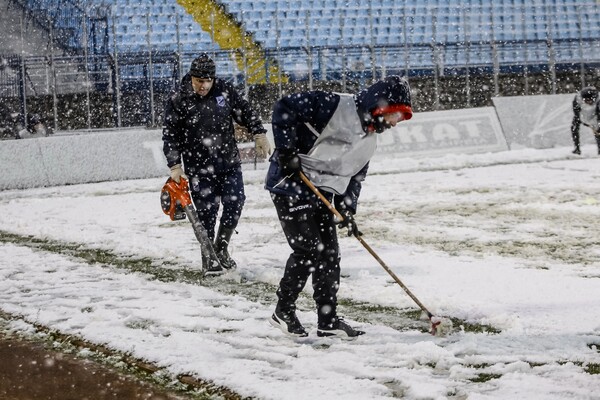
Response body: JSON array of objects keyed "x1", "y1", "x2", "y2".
[
  {"x1": 160, "y1": 177, "x2": 224, "y2": 275},
  {"x1": 299, "y1": 171, "x2": 452, "y2": 336}
]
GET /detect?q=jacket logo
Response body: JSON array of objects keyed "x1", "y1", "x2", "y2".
[
  {"x1": 216, "y1": 96, "x2": 225, "y2": 107},
  {"x1": 289, "y1": 204, "x2": 310, "y2": 213}
]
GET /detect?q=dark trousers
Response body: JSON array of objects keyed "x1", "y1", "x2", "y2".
[
  {"x1": 189, "y1": 166, "x2": 246, "y2": 240},
  {"x1": 271, "y1": 193, "x2": 341, "y2": 328},
  {"x1": 572, "y1": 126, "x2": 600, "y2": 152}
]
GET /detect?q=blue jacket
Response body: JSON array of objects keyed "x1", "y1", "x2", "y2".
[
  {"x1": 265, "y1": 76, "x2": 412, "y2": 213},
  {"x1": 265, "y1": 90, "x2": 362, "y2": 210},
  {"x1": 571, "y1": 91, "x2": 600, "y2": 136},
  {"x1": 162, "y1": 74, "x2": 266, "y2": 176}
]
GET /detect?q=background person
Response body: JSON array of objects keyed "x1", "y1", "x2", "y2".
[
  {"x1": 162, "y1": 53, "x2": 271, "y2": 272},
  {"x1": 0, "y1": 103, "x2": 48, "y2": 140},
  {"x1": 265, "y1": 76, "x2": 413, "y2": 338},
  {"x1": 570, "y1": 86, "x2": 600, "y2": 155}
]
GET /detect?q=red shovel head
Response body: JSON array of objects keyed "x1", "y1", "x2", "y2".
[{"x1": 430, "y1": 316, "x2": 453, "y2": 336}]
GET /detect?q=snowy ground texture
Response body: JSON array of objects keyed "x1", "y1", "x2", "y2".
[{"x1": 1, "y1": 144, "x2": 600, "y2": 399}]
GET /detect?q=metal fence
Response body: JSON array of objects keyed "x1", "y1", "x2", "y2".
[
  {"x1": 2, "y1": 44, "x2": 599, "y2": 132},
  {"x1": 1, "y1": 4, "x2": 600, "y2": 131}
]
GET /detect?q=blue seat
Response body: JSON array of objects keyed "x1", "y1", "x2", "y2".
[{"x1": 17, "y1": 0, "x2": 600, "y2": 79}]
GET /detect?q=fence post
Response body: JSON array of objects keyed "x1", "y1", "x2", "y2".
[
  {"x1": 462, "y1": 7, "x2": 471, "y2": 108},
  {"x1": 319, "y1": 49, "x2": 326, "y2": 81},
  {"x1": 49, "y1": 23, "x2": 58, "y2": 132},
  {"x1": 576, "y1": 5, "x2": 585, "y2": 88},
  {"x1": 431, "y1": 10, "x2": 440, "y2": 110},
  {"x1": 19, "y1": 17, "x2": 28, "y2": 128},
  {"x1": 490, "y1": 5, "x2": 499, "y2": 97},
  {"x1": 402, "y1": 12, "x2": 409, "y2": 83},
  {"x1": 545, "y1": 4, "x2": 556, "y2": 94},
  {"x1": 275, "y1": 3, "x2": 282, "y2": 97},
  {"x1": 18, "y1": 56, "x2": 27, "y2": 126},
  {"x1": 520, "y1": 4, "x2": 529, "y2": 95},
  {"x1": 82, "y1": 11, "x2": 92, "y2": 130},
  {"x1": 367, "y1": 1, "x2": 376, "y2": 83},
  {"x1": 241, "y1": 13, "x2": 249, "y2": 98},
  {"x1": 340, "y1": 11, "x2": 347, "y2": 92},
  {"x1": 173, "y1": 52, "x2": 181, "y2": 91},
  {"x1": 175, "y1": 13, "x2": 182, "y2": 83},
  {"x1": 146, "y1": 13, "x2": 155, "y2": 127},
  {"x1": 305, "y1": 11, "x2": 313, "y2": 90},
  {"x1": 110, "y1": 10, "x2": 122, "y2": 128}
]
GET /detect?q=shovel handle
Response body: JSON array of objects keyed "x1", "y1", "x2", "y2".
[
  {"x1": 298, "y1": 171, "x2": 434, "y2": 318},
  {"x1": 298, "y1": 172, "x2": 344, "y2": 221}
]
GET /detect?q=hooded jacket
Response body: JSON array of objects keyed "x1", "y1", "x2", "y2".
[
  {"x1": 162, "y1": 74, "x2": 266, "y2": 176},
  {"x1": 265, "y1": 75, "x2": 412, "y2": 212},
  {"x1": 571, "y1": 90, "x2": 600, "y2": 137}
]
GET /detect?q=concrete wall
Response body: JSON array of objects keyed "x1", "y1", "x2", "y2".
[
  {"x1": 2, "y1": 129, "x2": 166, "y2": 190},
  {"x1": 374, "y1": 107, "x2": 508, "y2": 159},
  {"x1": 493, "y1": 93, "x2": 600, "y2": 149},
  {"x1": 0, "y1": 93, "x2": 582, "y2": 190}
]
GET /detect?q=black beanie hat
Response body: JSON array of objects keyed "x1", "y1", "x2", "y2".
[
  {"x1": 581, "y1": 86, "x2": 598, "y2": 103},
  {"x1": 190, "y1": 53, "x2": 216, "y2": 79}
]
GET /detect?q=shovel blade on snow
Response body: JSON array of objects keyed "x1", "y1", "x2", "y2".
[{"x1": 430, "y1": 316, "x2": 453, "y2": 336}]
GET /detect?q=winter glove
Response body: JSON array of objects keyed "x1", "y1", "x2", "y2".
[
  {"x1": 337, "y1": 209, "x2": 362, "y2": 237},
  {"x1": 254, "y1": 133, "x2": 272, "y2": 159},
  {"x1": 169, "y1": 164, "x2": 186, "y2": 183},
  {"x1": 278, "y1": 150, "x2": 301, "y2": 177}
]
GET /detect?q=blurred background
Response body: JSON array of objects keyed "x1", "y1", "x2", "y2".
[{"x1": 0, "y1": 0, "x2": 599, "y2": 132}]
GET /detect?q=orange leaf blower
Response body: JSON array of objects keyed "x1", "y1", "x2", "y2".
[
  {"x1": 160, "y1": 177, "x2": 224, "y2": 274},
  {"x1": 160, "y1": 177, "x2": 192, "y2": 221}
]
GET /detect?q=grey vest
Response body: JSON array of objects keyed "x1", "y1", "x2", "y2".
[
  {"x1": 577, "y1": 93, "x2": 599, "y2": 130},
  {"x1": 299, "y1": 94, "x2": 377, "y2": 195}
]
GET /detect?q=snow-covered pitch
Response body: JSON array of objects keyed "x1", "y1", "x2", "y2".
[{"x1": 1, "y1": 144, "x2": 599, "y2": 399}]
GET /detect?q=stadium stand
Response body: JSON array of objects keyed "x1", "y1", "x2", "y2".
[
  {"x1": 8, "y1": 0, "x2": 600, "y2": 79},
  {"x1": 2, "y1": 0, "x2": 599, "y2": 129}
]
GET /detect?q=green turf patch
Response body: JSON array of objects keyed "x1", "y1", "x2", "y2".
[
  {"x1": 469, "y1": 372, "x2": 502, "y2": 383},
  {"x1": 584, "y1": 363, "x2": 600, "y2": 375},
  {"x1": 1, "y1": 230, "x2": 500, "y2": 335},
  {"x1": 587, "y1": 343, "x2": 600, "y2": 352}
]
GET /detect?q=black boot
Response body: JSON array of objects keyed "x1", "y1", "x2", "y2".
[
  {"x1": 270, "y1": 303, "x2": 307, "y2": 337},
  {"x1": 202, "y1": 249, "x2": 224, "y2": 275},
  {"x1": 214, "y1": 225, "x2": 237, "y2": 270},
  {"x1": 317, "y1": 316, "x2": 365, "y2": 338},
  {"x1": 185, "y1": 205, "x2": 224, "y2": 275}
]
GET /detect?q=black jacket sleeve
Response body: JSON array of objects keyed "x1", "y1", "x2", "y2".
[
  {"x1": 271, "y1": 91, "x2": 338, "y2": 153},
  {"x1": 271, "y1": 91, "x2": 366, "y2": 212},
  {"x1": 334, "y1": 163, "x2": 369, "y2": 214},
  {"x1": 162, "y1": 93, "x2": 183, "y2": 168},
  {"x1": 596, "y1": 101, "x2": 600, "y2": 132},
  {"x1": 571, "y1": 96, "x2": 581, "y2": 138},
  {"x1": 226, "y1": 83, "x2": 266, "y2": 136}
]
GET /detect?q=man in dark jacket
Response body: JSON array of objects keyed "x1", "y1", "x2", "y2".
[
  {"x1": 162, "y1": 53, "x2": 270, "y2": 273},
  {"x1": 570, "y1": 86, "x2": 600, "y2": 155},
  {"x1": 0, "y1": 103, "x2": 16, "y2": 139},
  {"x1": 0, "y1": 103, "x2": 48, "y2": 140},
  {"x1": 266, "y1": 76, "x2": 413, "y2": 338}
]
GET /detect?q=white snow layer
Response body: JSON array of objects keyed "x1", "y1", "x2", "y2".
[{"x1": 1, "y1": 144, "x2": 599, "y2": 399}]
